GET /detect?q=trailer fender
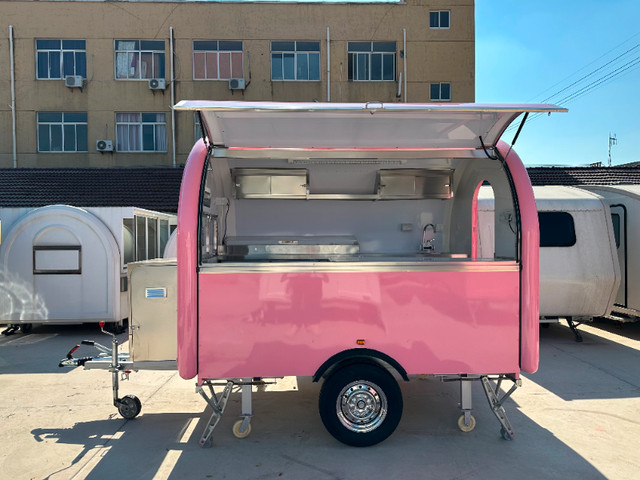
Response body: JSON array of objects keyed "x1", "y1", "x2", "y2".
[{"x1": 312, "y1": 348, "x2": 409, "y2": 383}]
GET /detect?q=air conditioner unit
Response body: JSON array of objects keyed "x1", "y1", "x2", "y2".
[
  {"x1": 228, "y1": 78, "x2": 245, "y2": 90},
  {"x1": 65, "y1": 75, "x2": 84, "y2": 88},
  {"x1": 148, "y1": 78, "x2": 166, "y2": 90},
  {"x1": 96, "y1": 140, "x2": 114, "y2": 152}
]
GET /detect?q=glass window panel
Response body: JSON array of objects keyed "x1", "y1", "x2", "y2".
[
  {"x1": 37, "y1": 39, "x2": 60, "y2": 49},
  {"x1": 430, "y1": 83, "x2": 440, "y2": 100},
  {"x1": 272, "y1": 41, "x2": 294, "y2": 51},
  {"x1": 271, "y1": 54, "x2": 283, "y2": 80},
  {"x1": 76, "y1": 52, "x2": 86, "y2": 77},
  {"x1": 123, "y1": 218, "x2": 135, "y2": 265},
  {"x1": 155, "y1": 124, "x2": 167, "y2": 151},
  {"x1": 296, "y1": 53, "x2": 309, "y2": 80},
  {"x1": 49, "y1": 51, "x2": 61, "y2": 78},
  {"x1": 441, "y1": 83, "x2": 451, "y2": 100},
  {"x1": 77, "y1": 124, "x2": 88, "y2": 151},
  {"x1": 37, "y1": 52, "x2": 49, "y2": 78},
  {"x1": 219, "y1": 52, "x2": 231, "y2": 79},
  {"x1": 430, "y1": 11, "x2": 439, "y2": 27},
  {"x1": 160, "y1": 219, "x2": 169, "y2": 255},
  {"x1": 63, "y1": 51, "x2": 75, "y2": 77},
  {"x1": 62, "y1": 40, "x2": 85, "y2": 49},
  {"x1": 441, "y1": 11, "x2": 450, "y2": 28},
  {"x1": 220, "y1": 41, "x2": 242, "y2": 51},
  {"x1": 155, "y1": 53, "x2": 165, "y2": 78},
  {"x1": 231, "y1": 52, "x2": 243, "y2": 78},
  {"x1": 206, "y1": 52, "x2": 218, "y2": 78},
  {"x1": 140, "y1": 52, "x2": 153, "y2": 78},
  {"x1": 357, "y1": 54, "x2": 368, "y2": 80},
  {"x1": 116, "y1": 40, "x2": 138, "y2": 50},
  {"x1": 64, "y1": 124, "x2": 76, "y2": 151},
  {"x1": 147, "y1": 219, "x2": 157, "y2": 259},
  {"x1": 143, "y1": 124, "x2": 155, "y2": 151},
  {"x1": 309, "y1": 53, "x2": 320, "y2": 80},
  {"x1": 116, "y1": 124, "x2": 128, "y2": 151},
  {"x1": 283, "y1": 53, "x2": 295, "y2": 80},
  {"x1": 383, "y1": 54, "x2": 394, "y2": 80},
  {"x1": 141, "y1": 113, "x2": 156, "y2": 122},
  {"x1": 539, "y1": 212, "x2": 576, "y2": 247},
  {"x1": 141, "y1": 40, "x2": 164, "y2": 50},
  {"x1": 38, "y1": 125, "x2": 50, "y2": 151},
  {"x1": 194, "y1": 52, "x2": 206, "y2": 79},
  {"x1": 611, "y1": 213, "x2": 621, "y2": 248},
  {"x1": 50, "y1": 124, "x2": 63, "y2": 151},
  {"x1": 194, "y1": 41, "x2": 217, "y2": 51},
  {"x1": 296, "y1": 41, "x2": 319, "y2": 52},
  {"x1": 371, "y1": 54, "x2": 382, "y2": 80},
  {"x1": 38, "y1": 112, "x2": 62, "y2": 122},
  {"x1": 348, "y1": 42, "x2": 371, "y2": 52},
  {"x1": 348, "y1": 54, "x2": 354, "y2": 80},
  {"x1": 136, "y1": 216, "x2": 146, "y2": 261},
  {"x1": 373, "y1": 42, "x2": 396, "y2": 52}
]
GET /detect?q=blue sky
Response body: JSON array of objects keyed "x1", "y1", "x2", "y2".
[{"x1": 475, "y1": 0, "x2": 640, "y2": 166}]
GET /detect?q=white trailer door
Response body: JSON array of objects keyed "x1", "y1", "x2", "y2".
[{"x1": 610, "y1": 205, "x2": 627, "y2": 307}]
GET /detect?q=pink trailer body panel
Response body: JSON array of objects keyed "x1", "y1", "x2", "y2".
[{"x1": 197, "y1": 267, "x2": 520, "y2": 382}]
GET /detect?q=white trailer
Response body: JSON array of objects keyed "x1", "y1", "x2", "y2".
[
  {"x1": 477, "y1": 186, "x2": 620, "y2": 340},
  {"x1": 581, "y1": 185, "x2": 640, "y2": 323},
  {"x1": 0, "y1": 205, "x2": 175, "y2": 334}
]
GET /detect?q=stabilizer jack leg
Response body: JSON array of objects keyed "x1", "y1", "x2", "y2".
[
  {"x1": 197, "y1": 381, "x2": 234, "y2": 447},
  {"x1": 480, "y1": 375, "x2": 520, "y2": 440}
]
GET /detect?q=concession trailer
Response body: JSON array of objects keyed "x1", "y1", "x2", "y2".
[{"x1": 61, "y1": 101, "x2": 566, "y2": 447}]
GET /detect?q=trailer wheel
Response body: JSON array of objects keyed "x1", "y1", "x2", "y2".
[
  {"x1": 117, "y1": 395, "x2": 142, "y2": 419},
  {"x1": 457, "y1": 413, "x2": 476, "y2": 432},
  {"x1": 19, "y1": 323, "x2": 32, "y2": 334},
  {"x1": 319, "y1": 364, "x2": 402, "y2": 447}
]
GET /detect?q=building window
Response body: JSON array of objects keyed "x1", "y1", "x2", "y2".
[
  {"x1": 348, "y1": 42, "x2": 396, "y2": 81},
  {"x1": 539, "y1": 212, "x2": 577, "y2": 247},
  {"x1": 37, "y1": 112, "x2": 88, "y2": 152},
  {"x1": 271, "y1": 41, "x2": 320, "y2": 81},
  {"x1": 115, "y1": 40, "x2": 165, "y2": 80},
  {"x1": 430, "y1": 82, "x2": 451, "y2": 101},
  {"x1": 116, "y1": 113, "x2": 167, "y2": 152},
  {"x1": 193, "y1": 41, "x2": 243, "y2": 80},
  {"x1": 36, "y1": 40, "x2": 86, "y2": 80},
  {"x1": 429, "y1": 11, "x2": 450, "y2": 29}
]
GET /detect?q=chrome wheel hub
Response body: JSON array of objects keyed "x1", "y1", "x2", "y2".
[{"x1": 337, "y1": 380, "x2": 388, "y2": 433}]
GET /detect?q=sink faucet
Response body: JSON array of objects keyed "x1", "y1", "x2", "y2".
[{"x1": 421, "y1": 223, "x2": 436, "y2": 252}]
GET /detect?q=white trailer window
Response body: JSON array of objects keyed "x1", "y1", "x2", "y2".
[
  {"x1": 33, "y1": 246, "x2": 81, "y2": 274},
  {"x1": 539, "y1": 212, "x2": 576, "y2": 247}
]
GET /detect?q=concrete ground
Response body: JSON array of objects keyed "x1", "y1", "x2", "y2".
[{"x1": 1, "y1": 320, "x2": 639, "y2": 480}]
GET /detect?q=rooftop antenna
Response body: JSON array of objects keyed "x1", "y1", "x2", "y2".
[{"x1": 608, "y1": 133, "x2": 617, "y2": 167}]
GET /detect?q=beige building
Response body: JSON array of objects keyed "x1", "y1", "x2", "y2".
[{"x1": 0, "y1": 0, "x2": 475, "y2": 168}]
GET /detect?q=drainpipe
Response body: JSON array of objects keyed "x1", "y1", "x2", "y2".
[
  {"x1": 10, "y1": 25, "x2": 17, "y2": 167},
  {"x1": 170, "y1": 26, "x2": 176, "y2": 168},
  {"x1": 403, "y1": 28, "x2": 407, "y2": 103},
  {"x1": 326, "y1": 27, "x2": 331, "y2": 102}
]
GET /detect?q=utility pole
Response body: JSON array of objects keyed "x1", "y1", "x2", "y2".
[{"x1": 608, "y1": 133, "x2": 617, "y2": 167}]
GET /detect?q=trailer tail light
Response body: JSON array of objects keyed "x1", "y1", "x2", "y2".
[{"x1": 357, "y1": 339, "x2": 365, "y2": 346}]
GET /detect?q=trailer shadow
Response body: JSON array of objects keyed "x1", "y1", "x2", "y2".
[
  {"x1": 30, "y1": 378, "x2": 607, "y2": 480},
  {"x1": 535, "y1": 321, "x2": 640, "y2": 401},
  {"x1": 0, "y1": 323, "x2": 127, "y2": 374}
]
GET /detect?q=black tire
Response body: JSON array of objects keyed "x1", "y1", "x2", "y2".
[
  {"x1": 19, "y1": 323, "x2": 33, "y2": 334},
  {"x1": 319, "y1": 363, "x2": 403, "y2": 447},
  {"x1": 117, "y1": 395, "x2": 142, "y2": 419}
]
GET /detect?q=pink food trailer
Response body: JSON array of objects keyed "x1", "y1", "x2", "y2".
[
  {"x1": 172, "y1": 101, "x2": 564, "y2": 446},
  {"x1": 61, "y1": 101, "x2": 565, "y2": 447}
]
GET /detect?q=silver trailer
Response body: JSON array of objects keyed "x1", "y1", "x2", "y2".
[
  {"x1": 477, "y1": 186, "x2": 621, "y2": 340},
  {"x1": 582, "y1": 185, "x2": 640, "y2": 323}
]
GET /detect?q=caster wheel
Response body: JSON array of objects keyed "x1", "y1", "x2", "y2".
[
  {"x1": 232, "y1": 419, "x2": 252, "y2": 439},
  {"x1": 457, "y1": 414, "x2": 476, "y2": 433},
  {"x1": 117, "y1": 395, "x2": 142, "y2": 419},
  {"x1": 500, "y1": 427, "x2": 513, "y2": 441}
]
